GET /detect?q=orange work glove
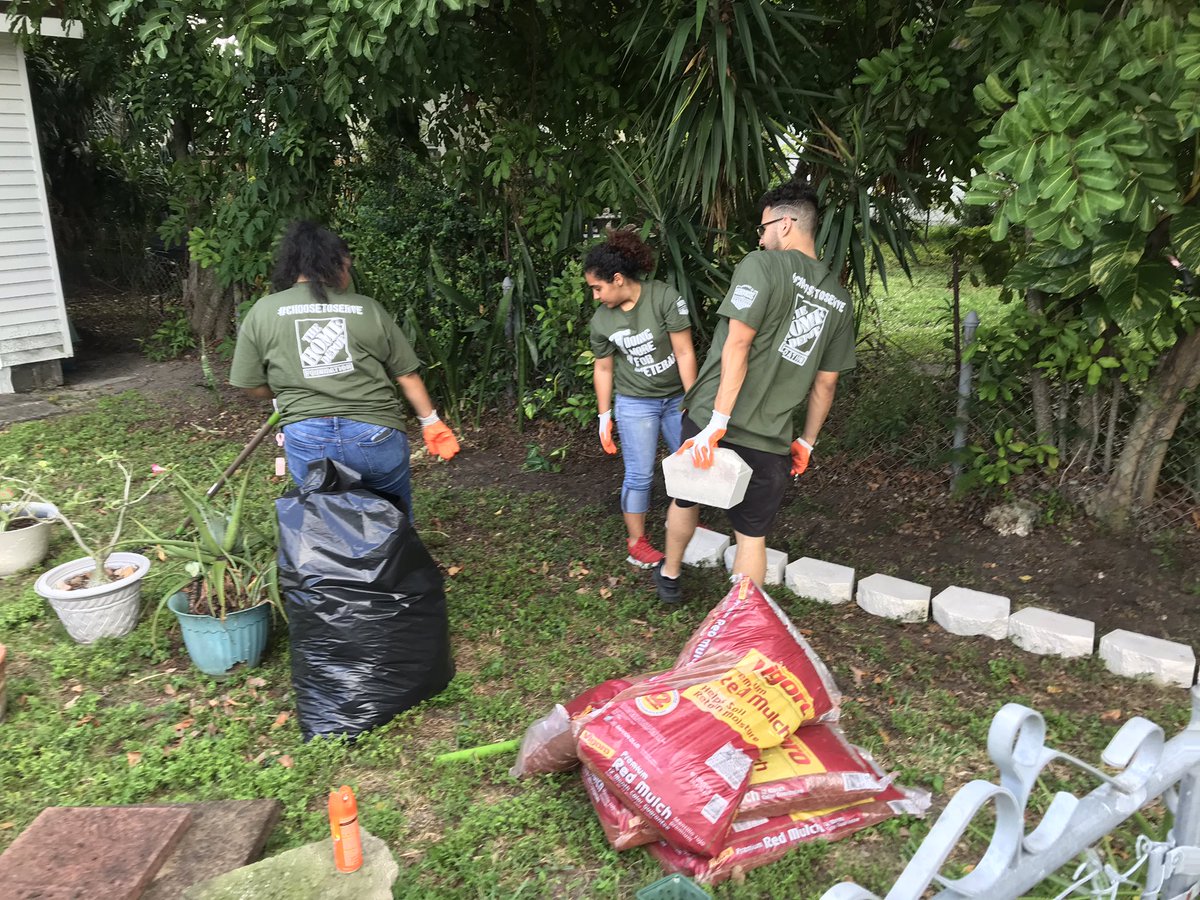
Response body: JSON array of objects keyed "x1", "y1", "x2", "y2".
[
  {"x1": 676, "y1": 411, "x2": 730, "y2": 469},
  {"x1": 790, "y1": 438, "x2": 813, "y2": 476},
  {"x1": 598, "y1": 410, "x2": 618, "y2": 455},
  {"x1": 418, "y1": 411, "x2": 460, "y2": 461}
]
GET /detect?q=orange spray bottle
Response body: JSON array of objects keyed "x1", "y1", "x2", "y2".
[{"x1": 328, "y1": 785, "x2": 363, "y2": 873}]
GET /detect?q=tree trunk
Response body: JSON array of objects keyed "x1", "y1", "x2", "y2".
[
  {"x1": 184, "y1": 258, "x2": 236, "y2": 345},
  {"x1": 1091, "y1": 327, "x2": 1200, "y2": 526},
  {"x1": 1025, "y1": 288, "x2": 1055, "y2": 443}
]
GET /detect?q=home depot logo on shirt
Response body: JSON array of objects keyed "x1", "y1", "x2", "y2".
[
  {"x1": 778, "y1": 300, "x2": 828, "y2": 367},
  {"x1": 297, "y1": 317, "x2": 354, "y2": 378},
  {"x1": 778, "y1": 272, "x2": 843, "y2": 367}
]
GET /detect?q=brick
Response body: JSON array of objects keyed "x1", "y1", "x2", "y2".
[
  {"x1": 682, "y1": 526, "x2": 731, "y2": 568},
  {"x1": 723, "y1": 545, "x2": 788, "y2": 585},
  {"x1": 785, "y1": 557, "x2": 855, "y2": 605},
  {"x1": 1099, "y1": 630, "x2": 1196, "y2": 688},
  {"x1": 932, "y1": 586, "x2": 1010, "y2": 640},
  {"x1": 1008, "y1": 607, "x2": 1094, "y2": 658},
  {"x1": 662, "y1": 449, "x2": 751, "y2": 509},
  {"x1": 855, "y1": 573, "x2": 931, "y2": 623},
  {"x1": 0, "y1": 806, "x2": 192, "y2": 900}
]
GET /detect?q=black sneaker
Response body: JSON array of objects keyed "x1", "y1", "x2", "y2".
[{"x1": 653, "y1": 563, "x2": 684, "y2": 605}]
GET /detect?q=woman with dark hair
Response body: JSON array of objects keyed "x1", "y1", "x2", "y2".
[
  {"x1": 229, "y1": 220, "x2": 459, "y2": 515},
  {"x1": 586, "y1": 228, "x2": 697, "y2": 568}
]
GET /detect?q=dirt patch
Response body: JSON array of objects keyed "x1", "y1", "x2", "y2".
[{"x1": 776, "y1": 456, "x2": 1200, "y2": 645}]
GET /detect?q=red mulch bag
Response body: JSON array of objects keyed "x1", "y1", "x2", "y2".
[
  {"x1": 739, "y1": 725, "x2": 894, "y2": 818},
  {"x1": 581, "y1": 766, "x2": 660, "y2": 851},
  {"x1": 511, "y1": 653, "x2": 746, "y2": 779},
  {"x1": 577, "y1": 653, "x2": 806, "y2": 856},
  {"x1": 647, "y1": 783, "x2": 931, "y2": 885},
  {"x1": 510, "y1": 678, "x2": 634, "y2": 778},
  {"x1": 676, "y1": 577, "x2": 841, "y2": 726}
]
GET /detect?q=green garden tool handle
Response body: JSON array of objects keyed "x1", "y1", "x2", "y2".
[
  {"x1": 204, "y1": 410, "x2": 282, "y2": 500},
  {"x1": 434, "y1": 738, "x2": 520, "y2": 765}
]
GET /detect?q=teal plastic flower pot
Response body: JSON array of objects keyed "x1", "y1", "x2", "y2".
[{"x1": 167, "y1": 591, "x2": 271, "y2": 677}]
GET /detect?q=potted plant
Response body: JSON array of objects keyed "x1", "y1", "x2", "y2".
[
  {"x1": 18, "y1": 454, "x2": 164, "y2": 644},
  {"x1": 147, "y1": 470, "x2": 282, "y2": 677},
  {"x1": 0, "y1": 462, "x2": 58, "y2": 576}
]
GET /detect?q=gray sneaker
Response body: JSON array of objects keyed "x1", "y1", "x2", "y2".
[{"x1": 652, "y1": 563, "x2": 684, "y2": 605}]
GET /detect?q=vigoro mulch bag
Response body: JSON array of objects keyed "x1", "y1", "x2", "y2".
[
  {"x1": 740, "y1": 725, "x2": 894, "y2": 819},
  {"x1": 583, "y1": 723, "x2": 902, "y2": 850},
  {"x1": 511, "y1": 652, "x2": 746, "y2": 779},
  {"x1": 510, "y1": 678, "x2": 635, "y2": 778},
  {"x1": 577, "y1": 653, "x2": 807, "y2": 856},
  {"x1": 676, "y1": 577, "x2": 841, "y2": 726},
  {"x1": 648, "y1": 783, "x2": 931, "y2": 885},
  {"x1": 580, "y1": 766, "x2": 660, "y2": 851}
]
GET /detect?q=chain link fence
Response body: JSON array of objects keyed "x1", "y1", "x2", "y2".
[{"x1": 820, "y1": 304, "x2": 1199, "y2": 543}]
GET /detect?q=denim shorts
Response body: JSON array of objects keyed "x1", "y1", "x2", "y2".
[{"x1": 672, "y1": 414, "x2": 789, "y2": 537}]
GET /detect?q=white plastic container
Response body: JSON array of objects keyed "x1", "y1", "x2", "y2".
[{"x1": 662, "y1": 447, "x2": 752, "y2": 509}]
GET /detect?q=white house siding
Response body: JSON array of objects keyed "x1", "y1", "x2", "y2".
[{"x1": 0, "y1": 32, "x2": 71, "y2": 387}]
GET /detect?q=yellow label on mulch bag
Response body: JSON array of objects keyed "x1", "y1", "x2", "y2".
[
  {"x1": 681, "y1": 650, "x2": 805, "y2": 748},
  {"x1": 751, "y1": 733, "x2": 830, "y2": 783}
]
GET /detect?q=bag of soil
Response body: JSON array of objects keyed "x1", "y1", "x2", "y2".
[{"x1": 277, "y1": 458, "x2": 454, "y2": 740}]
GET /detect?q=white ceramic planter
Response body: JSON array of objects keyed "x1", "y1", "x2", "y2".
[
  {"x1": 0, "y1": 518, "x2": 54, "y2": 577},
  {"x1": 34, "y1": 552, "x2": 151, "y2": 644}
]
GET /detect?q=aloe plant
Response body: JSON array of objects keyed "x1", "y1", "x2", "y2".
[{"x1": 143, "y1": 469, "x2": 283, "y2": 643}]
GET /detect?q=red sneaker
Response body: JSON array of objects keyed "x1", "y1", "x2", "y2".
[{"x1": 626, "y1": 536, "x2": 665, "y2": 569}]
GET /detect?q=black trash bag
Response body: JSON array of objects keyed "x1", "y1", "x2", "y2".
[{"x1": 276, "y1": 458, "x2": 454, "y2": 740}]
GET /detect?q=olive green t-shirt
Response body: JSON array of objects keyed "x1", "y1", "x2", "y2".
[
  {"x1": 684, "y1": 250, "x2": 856, "y2": 454},
  {"x1": 229, "y1": 283, "x2": 420, "y2": 430},
  {"x1": 589, "y1": 280, "x2": 692, "y2": 399}
]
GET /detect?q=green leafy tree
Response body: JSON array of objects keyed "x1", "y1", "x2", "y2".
[{"x1": 962, "y1": 1, "x2": 1200, "y2": 524}]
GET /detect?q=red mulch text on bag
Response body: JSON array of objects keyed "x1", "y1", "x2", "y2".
[
  {"x1": 580, "y1": 766, "x2": 660, "y2": 851},
  {"x1": 648, "y1": 782, "x2": 931, "y2": 885},
  {"x1": 577, "y1": 651, "x2": 806, "y2": 856}
]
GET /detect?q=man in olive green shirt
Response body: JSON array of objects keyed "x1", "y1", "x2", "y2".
[{"x1": 654, "y1": 184, "x2": 856, "y2": 603}]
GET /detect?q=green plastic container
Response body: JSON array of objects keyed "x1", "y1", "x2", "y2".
[{"x1": 636, "y1": 873, "x2": 709, "y2": 900}]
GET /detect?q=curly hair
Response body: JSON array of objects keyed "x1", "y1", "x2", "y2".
[
  {"x1": 271, "y1": 220, "x2": 350, "y2": 303},
  {"x1": 583, "y1": 228, "x2": 655, "y2": 282},
  {"x1": 759, "y1": 182, "x2": 819, "y2": 236}
]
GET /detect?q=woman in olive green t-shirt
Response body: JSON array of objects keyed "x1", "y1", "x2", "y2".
[{"x1": 585, "y1": 230, "x2": 697, "y2": 569}]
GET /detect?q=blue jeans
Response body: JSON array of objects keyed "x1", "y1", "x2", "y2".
[
  {"x1": 614, "y1": 394, "x2": 683, "y2": 515},
  {"x1": 282, "y1": 417, "x2": 413, "y2": 516}
]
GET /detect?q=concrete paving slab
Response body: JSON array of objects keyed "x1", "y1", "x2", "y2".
[
  {"x1": 1008, "y1": 607, "x2": 1094, "y2": 658},
  {"x1": 0, "y1": 806, "x2": 192, "y2": 900},
  {"x1": 786, "y1": 557, "x2": 855, "y2": 604},
  {"x1": 143, "y1": 799, "x2": 282, "y2": 900},
  {"x1": 856, "y1": 573, "x2": 931, "y2": 623},
  {"x1": 932, "y1": 586, "x2": 1010, "y2": 640},
  {"x1": 723, "y1": 545, "x2": 787, "y2": 584},
  {"x1": 682, "y1": 526, "x2": 730, "y2": 568},
  {"x1": 1099, "y1": 630, "x2": 1196, "y2": 688}
]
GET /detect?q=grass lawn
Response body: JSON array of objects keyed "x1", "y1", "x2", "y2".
[
  {"x1": 863, "y1": 230, "x2": 1013, "y2": 362},
  {"x1": 0, "y1": 393, "x2": 1193, "y2": 898}
]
